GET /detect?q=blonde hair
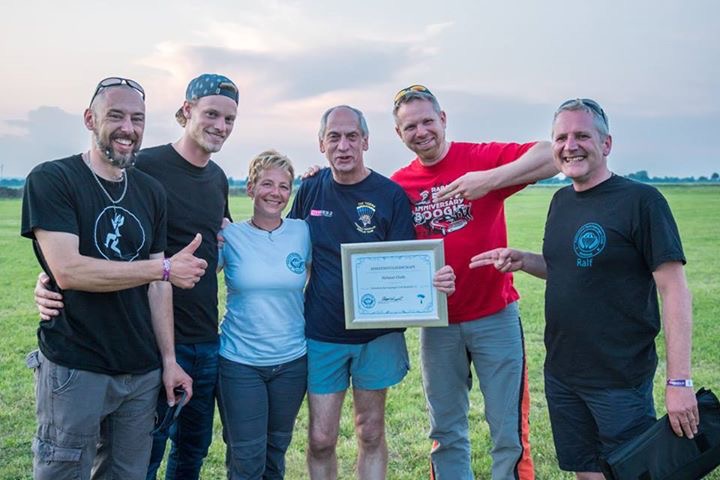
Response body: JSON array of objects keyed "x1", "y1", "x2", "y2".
[
  {"x1": 247, "y1": 150, "x2": 295, "y2": 188},
  {"x1": 175, "y1": 100, "x2": 196, "y2": 127}
]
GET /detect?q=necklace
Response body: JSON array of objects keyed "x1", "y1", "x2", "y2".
[
  {"x1": 249, "y1": 218, "x2": 282, "y2": 232},
  {"x1": 84, "y1": 153, "x2": 127, "y2": 204}
]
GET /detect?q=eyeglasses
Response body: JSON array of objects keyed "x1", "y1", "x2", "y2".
[
  {"x1": 150, "y1": 388, "x2": 188, "y2": 436},
  {"x1": 558, "y1": 98, "x2": 608, "y2": 128},
  {"x1": 90, "y1": 77, "x2": 145, "y2": 105},
  {"x1": 393, "y1": 84, "x2": 434, "y2": 108}
]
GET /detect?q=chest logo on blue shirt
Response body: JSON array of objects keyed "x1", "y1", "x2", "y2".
[
  {"x1": 286, "y1": 252, "x2": 306, "y2": 274},
  {"x1": 355, "y1": 202, "x2": 377, "y2": 234},
  {"x1": 94, "y1": 206, "x2": 146, "y2": 261},
  {"x1": 573, "y1": 222, "x2": 606, "y2": 267}
]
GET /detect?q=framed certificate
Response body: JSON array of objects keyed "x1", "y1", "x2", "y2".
[{"x1": 341, "y1": 239, "x2": 448, "y2": 329}]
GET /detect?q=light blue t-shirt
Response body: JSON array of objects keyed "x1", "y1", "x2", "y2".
[{"x1": 218, "y1": 218, "x2": 311, "y2": 366}]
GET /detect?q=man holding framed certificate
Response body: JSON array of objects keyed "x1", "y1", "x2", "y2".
[
  {"x1": 390, "y1": 85, "x2": 557, "y2": 480},
  {"x1": 289, "y1": 105, "x2": 455, "y2": 480}
]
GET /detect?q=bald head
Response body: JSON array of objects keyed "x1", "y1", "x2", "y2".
[{"x1": 84, "y1": 85, "x2": 146, "y2": 168}]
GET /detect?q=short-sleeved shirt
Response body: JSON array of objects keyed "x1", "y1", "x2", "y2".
[
  {"x1": 135, "y1": 144, "x2": 231, "y2": 344},
  {"x1": 288, "y1": 169, "x2": 415, "y2": 344},
  {"x1": 21, "y1": 154, "x2": 167, "y2": 374},
  {"x1": 542, "y1": 175, "x2": 686, "y2": 387},
  {"x1": 219, "y1": 219, "x2": 311, "y2": 366},
  {"x1": 392, "y1": 141, "x2": 536, "y2": 323}
]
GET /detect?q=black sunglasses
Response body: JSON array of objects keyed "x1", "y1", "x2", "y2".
[
  {"x1": 150, "y1": 388, "x2": 188, "y2": 436},
  {"x1": 558, "y1": 98, "x2": 608, "y2": 128},
  {"x1": 90, "y1": 77, "x2": 145, "y2": 105}
]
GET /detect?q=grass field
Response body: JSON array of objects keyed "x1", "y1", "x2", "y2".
[{"x1": 1, "y1": 185, "x2": 718, "y2": 479}]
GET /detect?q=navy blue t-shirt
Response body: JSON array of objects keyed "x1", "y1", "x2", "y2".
[{"x1": 288, "y1": 169, "x2": 415, "y2": 344}]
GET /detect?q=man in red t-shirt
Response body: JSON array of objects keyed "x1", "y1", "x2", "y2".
[{"x1": 390, "y1": 85, "x2": 557, "y2": 480}]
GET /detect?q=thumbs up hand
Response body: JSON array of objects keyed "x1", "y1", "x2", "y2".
[{"x1": 167, "y1": 233, "x2": 208, "y2": 289}]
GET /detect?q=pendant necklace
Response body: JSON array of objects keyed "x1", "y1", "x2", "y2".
[
  {"x1": 84, "y1": 152, "x2": 127, "y2": 204},
  {"x1": 249, "y1": 218, "x2": 282, "y2": 241}
]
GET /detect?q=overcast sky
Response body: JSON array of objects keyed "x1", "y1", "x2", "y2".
[{"x1": 1, "y1": 0, "x2": 718, "y2": 179}]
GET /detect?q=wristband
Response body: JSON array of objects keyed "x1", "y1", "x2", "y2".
[
  {"x1": 162, "y1": 258, "x2": 171, "y2": 282},
  {"x1": 666, "y1": 378, "x2": 693, "y2": 387}
]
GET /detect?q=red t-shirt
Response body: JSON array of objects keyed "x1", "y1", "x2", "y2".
[{"x1": 391, "y1": 141, "x2": 536, "y2": 324}]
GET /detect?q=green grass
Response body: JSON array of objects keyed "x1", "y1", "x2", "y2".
[{"x1": 1, "y1": 185, "x2": 718, "y2": 479}]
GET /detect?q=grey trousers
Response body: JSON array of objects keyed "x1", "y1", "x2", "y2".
[
  {"x1": 29, "y1": 350, "x2": 161, "y2": 480},
  {"x1": 420, "y1": 302, "x2": 535, "y2": 480}
]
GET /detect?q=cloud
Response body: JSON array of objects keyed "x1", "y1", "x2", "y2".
[
  {"x1": 0, "y1": 107, "x2": 87, "y2": 177},
  {"x1": 2, "y1": 2, "x2": 719, "y2": 179}
]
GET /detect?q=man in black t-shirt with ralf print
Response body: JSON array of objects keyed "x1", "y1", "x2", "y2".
[
  {"x1": 21, "y1": 78, "x2": 205, "y2": 479},
  {"x1": 469, "y1": 98, "x2": 699, "y2": 479}
]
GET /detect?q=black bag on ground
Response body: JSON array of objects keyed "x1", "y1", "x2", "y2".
[{"x1": 600, "y1": 388, "x2": 720, "y2": 480}]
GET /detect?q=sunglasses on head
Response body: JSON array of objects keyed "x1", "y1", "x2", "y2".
[
  {"x1": 393, "y1": 84, "x2": 434, "y2": 108},
  {"x1": 90, "y1": 77, "x2": 145, "y2": 106},
  {"x1": 559, "y1": 98, "x2": 608, "y2": 127},
  {"x1": 150, "y1": 388, "x2": 188, "y2": 436}
]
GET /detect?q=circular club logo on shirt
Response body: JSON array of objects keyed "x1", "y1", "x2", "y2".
[
  {"x1": 286, "y1": 252, "x2": 306, "y2": 274},
  {"x1": 94, "y1": 206, "x2": 146, "y2": 261},
  {"x1": 573, "y1": 222, "x2": 606, "y2": 259}
]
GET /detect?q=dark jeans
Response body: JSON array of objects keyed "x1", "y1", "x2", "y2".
[
  {"x1": 217, "y1": 355, "x2": 307, "y2": 480},
  {"x1": 146, "y1": 341, "x2": 219, "y2": 480}
]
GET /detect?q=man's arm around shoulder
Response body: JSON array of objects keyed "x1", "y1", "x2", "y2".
[{"x1": 436, "y1": 141, "x2": 558, "y2": 202}]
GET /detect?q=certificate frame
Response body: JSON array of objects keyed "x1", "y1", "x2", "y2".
[{"x1": 341, "y1": 239, "x2": 448, "y2": 329}]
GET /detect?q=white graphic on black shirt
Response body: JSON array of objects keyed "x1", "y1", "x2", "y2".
[
  {"x1": 104, "y1": 213, "x2": 125, "y2": 256},
  {"x1": 94, "y1": 206, "x2": 146, "y2": 261},
  {"x1": 355, "y1": 202, "x2": 377, "y2": 234}
]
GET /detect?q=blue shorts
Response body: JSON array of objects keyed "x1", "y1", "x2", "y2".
[
  {"x1": 307, "y1": 332, "x2": 409, "y2": 394},
  {"x1": 544, "y1": 370, "x2": 657, "y2": 472}
]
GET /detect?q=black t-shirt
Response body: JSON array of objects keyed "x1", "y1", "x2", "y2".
[
  {"x1": 288, "y1": 169, "x2": 415, "y2": 344},
  {"x1": 135, "y1": 144, "x2": 231, "y2": 344},
  {"x1": 21, "y1": 154, "x2": 167, "y2": 375},
  {"x1": 542, "y1": 175, "x2": 685, "y2": 387}
]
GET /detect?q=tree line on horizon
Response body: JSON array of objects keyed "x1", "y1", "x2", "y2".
[{"x1": 1, "y1": 171, "x2": 719, "y2": 199}]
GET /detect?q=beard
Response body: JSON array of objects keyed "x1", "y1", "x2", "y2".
[
  {"x1": 94, "y1": 132, "x2": 140, "y2": 168},
  {"x1": 189, "y1": 125, "x2": 225, "y2": 154}
]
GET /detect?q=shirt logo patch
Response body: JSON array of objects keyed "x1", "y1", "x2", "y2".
[
  {"x1": 310, "y1": 209, "x2": 333, "y2": 217},
  {"x1": 286, "y1": 252, "x2": 306, "y2": 274},
  {"x1": 355, "y1": 202, "x2": 377, "y2": 234},
  {"x1": 573, "y1": 222, "x2": 606, "y2": 268},
  {"x1": 410, "y1": 186, "x2": 472, "y2": 236},
  {"x1": 94, "y1": 206, "x2": 146, "y2": 261}
]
